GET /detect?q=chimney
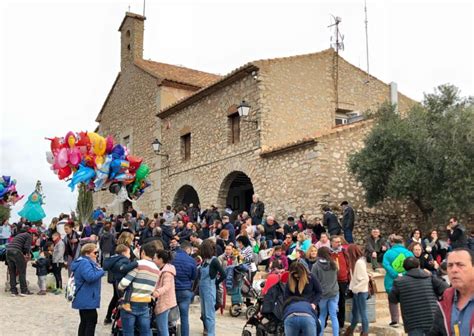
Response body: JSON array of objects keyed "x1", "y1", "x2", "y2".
[
  {"x1": 118, "y1": 12, "x2": 145, "y2": 70},
  {"x1": 390, "y1": 82, "x2": 398, "y2": 113}
]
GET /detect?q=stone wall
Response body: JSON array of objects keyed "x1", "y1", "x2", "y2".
[{"x1": 93, "y1": 65, "x2": 162, "y2": 216}]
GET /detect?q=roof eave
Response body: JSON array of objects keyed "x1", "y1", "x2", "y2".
[
  {"x1": 157, "y1": 63, "x2": 259, "y2": 119},
  {"x1": 95, "y1": 73, "x2": 121, "y2": 123}
]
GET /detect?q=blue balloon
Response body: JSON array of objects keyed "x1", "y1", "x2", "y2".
[
  {"x1": 68, "y1": 165, "x2": 96, "y2": 191},
  {"x1": 111, "y1": 144, "x2": 125, "y2": 160}
]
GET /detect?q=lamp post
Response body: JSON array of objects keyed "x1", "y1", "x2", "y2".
[
  {"x1": 237, "y1": 100, "x2": 257, "y2": 126},
  {"x1": 152, "y1": 139, "x2": 168, "y2": 158}
]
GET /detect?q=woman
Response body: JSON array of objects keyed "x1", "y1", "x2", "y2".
[
  {"x1": 198, "y1": 239, "x2": 225, "y2": 336},
  {"x1": 295, "y1": 232, "x2": 311, "y2": 253},
  {"x1": 116, "y1": 231, "x2": 136, "y2": 261},
  {"x1": 304, "y1": 245, "x2": 318, "y2": 271},
  {"x1": 315, "y1": 232, "x2": 330, "y2": 249},
  {"x1": 422, "y1": 230, "x2": 446, "y2": 262},
  {"x1": 71, "y1": 243, "x2": 105, "y2": 336},
  {"x1": 139, "y1": 219, "x2": 155, "y2": 245},
  {"x1": 311, "y1": 246, "x2": 339, "y2": 336},
  {"x1": 47, "y1": 217, "x2": 59, "y2": 240},
  {"x1": 0, "y1": 219, "x2": 12, "y2": 245},
  {"x1": 344, "y1": 244, "x2": 370, "y2": 336},
  {"x1": 406, "y1": 229, "x2": 422, "y2": 247},
  {"x1": 236, "y1": 236, "x2": 257, "y2": 278},
  {"x1": 409, "y1": 242, "x2": 437, "y2": 273},
  {"x1": 153, "y1": 250, "x2": 177, "y2": 336},
  {"x1": 283, "y1": 262, "x2": 322, "y2": 336}
]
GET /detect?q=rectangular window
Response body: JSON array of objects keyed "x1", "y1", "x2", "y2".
[
  {"x1": 228, "y1": 113, "x2": 240, "y2": 144},
  {"x1": 181, "y1": 133, "x2": 191, "y2": 161}
]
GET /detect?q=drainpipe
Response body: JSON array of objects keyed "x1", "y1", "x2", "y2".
[{"x1": 390, "y1": 81, "x2": 398, "y2": 114}]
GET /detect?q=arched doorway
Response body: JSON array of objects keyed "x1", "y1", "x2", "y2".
[
  {"x1": 173, "y1": 185, "x2": 200, "y2": 208},
  {"x1": 218, "y1": 171, "x2": 254, "y2": 214}
]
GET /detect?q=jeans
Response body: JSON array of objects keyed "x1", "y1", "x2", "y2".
[
  {"x1": 408, "y1": 329, "x2": 426, "y2": 336},
  {"x1": 176, "y1": 289, "x2": 194, "y2": 336},
  {"x1": 52, "y1": 262, "x2": 63, "y2": 289},
  {"x1": 78, "y1": 309, "x2": 97, "y2": 336},
  {"x1": 284, "y1": 314, "x2": 317, "y2": 336},
  {"x1": 319, "y1": 294, "x2": 339, "y2": 336},
  {"x1": 199, "y1": 261, "x2": 216, "y2": 336},
  {"x1": 121, "y1": 302, "x2": 151, "y2": 336},
  {"x1": 37, "y1": 275, "x2": 46, "y2": 291},
  {"x1": 6, "y1": 249, "x2": 28, "y2": 293},
  {"x1": 388, "y1": 300, "x2": 400, "y2": 323},
  {"x1": 343, "y1": 227, "x2": 354, "y2": 243},
  {"x1": 155, "y1": 309, "x2": 170, "y2": 336},
  {"x1": 350, "y1": 292, "x2": 369, "y2": 333}
]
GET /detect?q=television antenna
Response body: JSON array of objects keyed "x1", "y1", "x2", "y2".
[{"x1": 328, "y1": 15, "x2": 344, "y2": 53}]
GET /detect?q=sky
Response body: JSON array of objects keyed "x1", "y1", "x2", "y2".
[{"x1": 0, "y1": 0, "x2": 473, "y2": 224}]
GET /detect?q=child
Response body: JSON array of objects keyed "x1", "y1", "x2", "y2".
[
  {"x1": 99, "y1": 223, "x2": 116, "y2": 265},
  {"x1": 51, "y1": 232, "x2": 65, "y2": 293},
  {"x1": 103, "y1": 244, "x2": 138, "y2": 317},
  {"x1": 32, "y1": 251, "x2": 51, "y2": 295}
]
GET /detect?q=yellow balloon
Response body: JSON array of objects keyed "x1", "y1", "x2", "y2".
[
  {"x1": 95, "y1": 155, "x2": 105, "y2": 167},
  {"x1": 87, "y1": 132, "x2": 106, "y2": 156}
]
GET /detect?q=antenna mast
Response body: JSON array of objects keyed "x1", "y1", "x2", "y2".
[
  {"x1": 328, "y1": 15, "x2": 344, "y2": 110},
  {"x1": 143, "y1": 0, "x2": 146, "y2": 16},
  {"x1": 364, "y1": 0, "x2": 370, "y2": 83}
]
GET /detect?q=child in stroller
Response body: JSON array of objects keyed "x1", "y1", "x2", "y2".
[
  {"x1": 228, "y1": 264, "x2": 263, "y2": 318},
  {"x1": 241, "y1": 271, "x2": 289, "y2": 336},
  {"x1": 111, "y1": 298, "x2": 179, "y2": 336}
]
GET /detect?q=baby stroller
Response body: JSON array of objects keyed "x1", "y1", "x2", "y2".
[
  {"x1": 229, "y1": 265, "x2": 262, "y2": 318},
  {"x1": 241, "y1": 272, "x2": 288, "y2": 336},
  {"x1": 111, "y1": 299, "x2": 179, "y2": 336}
]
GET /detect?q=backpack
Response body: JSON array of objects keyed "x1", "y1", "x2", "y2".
[
  {"x1": 391, "y1": 253, "x2": 406, "y2": 273},
  {"x1": 65, "y1": 273, "x2": 84, "y2": 302},
  {"x1": 0, "y1": 246, "x2": 6, "y2": 262}
]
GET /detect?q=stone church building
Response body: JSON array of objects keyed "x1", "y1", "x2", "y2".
[{"x1": 95, "y1": 12, "x2": 422, "y2": 234}]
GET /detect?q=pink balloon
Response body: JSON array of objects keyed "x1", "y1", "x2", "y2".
[
  {"x1": 105, "y1": 135, "x2": 114, "y2": 154},
  {"x1": 55, "y1": 148, "x2": 69, "y2": 168},
  {"x1": 68, "y1": 147, "x2": 82, "y2": 166}
]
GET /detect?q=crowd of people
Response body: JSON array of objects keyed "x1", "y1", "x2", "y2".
[{"x1": 0, "y1": 196, "x2": 473, "y2": 336}]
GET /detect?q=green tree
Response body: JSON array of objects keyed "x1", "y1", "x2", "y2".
[
  {"x1": 76, "y1": 183, "x2": 93, "y2": 225},
  {"x1": 0, "y1": 206, "x2": 10, "y2": 223},
  {"x1": 349, "y1": 84, "x2": 474, "y2": 226}
]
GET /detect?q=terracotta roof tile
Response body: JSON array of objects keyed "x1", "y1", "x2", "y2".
[{"x1": 134, "y1": 59, "x2": 221, "y2": 88}]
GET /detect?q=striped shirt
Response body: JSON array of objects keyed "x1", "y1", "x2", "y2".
[{"x1": 118, "y1": 259, "x2": 160, "y2": 303}]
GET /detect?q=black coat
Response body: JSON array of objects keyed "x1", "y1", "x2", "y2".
[
  {"x1": 32, "y1": 257, "x2": 51, "y2": 276},
  {"x1": 389, "y1": 268, "x2": 449, "y2": 333},
  {"x1": 448, "y1": 226, "x2": 468, "y2": 249},
  {"x1": 341, "y1": 206, "x2": 355, "y2": 230},
  {"x1": 323, "y1": 211, "x2": 341, "y2": 235}
]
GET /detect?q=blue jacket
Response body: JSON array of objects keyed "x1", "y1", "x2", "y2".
[
  {"x1": 283, "y1": 300, "x2": 318, "y2": 322},
  {"x1": 71, "y1": 256, "x2": 105, "y2": 310},
  {"x1": 172, "y1": 248, "x2": 197, "y2": 291},
  {"x1": 382, "y1": 244, "x2": 414, "y2": 293},
  {"x1": 223, "y1": 222, "x2": 236, "y2": 244},
  {"x1": 103, "y1": 254, "x2": 138, "y2": 283}
]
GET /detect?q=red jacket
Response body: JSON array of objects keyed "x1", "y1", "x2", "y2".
[
  {"x1": 331, "y1": 249, "x2": 350, "y2": 283},
  {"x1": 430, "y1": 287, "x2": 474, "y2": 335}
]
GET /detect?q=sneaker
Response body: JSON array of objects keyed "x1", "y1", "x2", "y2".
[
  {"x1": 389, "y1": 321, "x2": 399, "y2": 328},
  {"x1": 19, "y1": 291, "x2": 34, "y2": 297},
  {"x1": 37, "y1": 291, "x2": 46, "y2": 295},
  {"x1": 53, "y1": 288, "x2": 62, "y2": 295},
  {"x1": 103, "y1": 318, "x2": 112, "y2": 325},
  {"x1": 10, "y1": 292, "x2": 18, "y2": 297}
]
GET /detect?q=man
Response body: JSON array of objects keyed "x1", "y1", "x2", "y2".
[
  {"x1": 330, "y1": 235, "x2": 350, "y2": 329},
  {"x1": 64, "y1": 223, "x2": 81, "y2": 277},
  {"x1": 389, "y1": 257, "x2": 448, "y2": 335},
  {"x1": 365, "y1": 228, "x2": 389, "y2": 271},
  {"x1": 119, "y1": 243, "x2": 160, "y2": 336},
  {"x1": 340, "y1": 201, "x2": 355, "y2": 243},
  {"x1": 323, "y1": 206, "x2": 341, "y2": 236},
  {"x1": 263, "y1": 216, "x2": 284, "y2": 248},
  {"x1": 6, "y1": 228, "x2": 34, "y2": 296},
  {"x1": 429, "y1": 248, "x2": 474, "y2": 335},
  {"x1": 204, "y1": 205, "x2": 220, "y2": 227},
  {"x1": 187, "y1": 203, "x2": 199, "y2": 222},
  {"x1": 447, "y1": 217, "x2": 468, "y2": 249},
  {"x1": 190, "y1": 233, "x2": 203, "y2": 247},
  {"x1": 56, "y1": 213, "x2": 69, "y2": 239},
  {"x1": 172, "y1": 241, "x2": 197, "y2": 336},
  {"x1": 283, "y1": 216, "x2": 299, "y2": 237},
  {"x1": 163, "y1": 205, "x2": 174, "y2": 226},
  {"x1": 222, "y1": 215, "x2": 236, "y2": 244},
  {"x1": 127, "y1": 205, "x2": 137, "y2": 219},
  {"x1": 250, "y1": 194, "x2": 265, "y2": 226}
]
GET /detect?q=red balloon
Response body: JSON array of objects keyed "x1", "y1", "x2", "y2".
[
  {"x1": 47, "y1": 137, "x2": 63, "y2": 154},
  {"x1": 58, "y1": 166, "x2": 72, "y2": 180},
  {"x1": 76, "y1": 132, "x2": 91, "y2": 153},
  {"x1": 127, "y1": 155, "x2": 143, "y2": 173}
]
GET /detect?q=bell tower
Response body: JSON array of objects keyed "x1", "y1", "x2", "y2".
[{"x1": 118, "y1": 12, "x2": 145, "y2": 70}]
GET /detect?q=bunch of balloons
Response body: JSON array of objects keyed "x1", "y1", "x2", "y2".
[
  {"x1": 46, "y1": 131, "x2": 151, "y2": 199},
  {"x1": 0, "y1": 175, "x2": 24, "y2": 207}
]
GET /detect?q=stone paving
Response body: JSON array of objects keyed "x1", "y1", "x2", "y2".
[{"x1": 0, "y1": 263, "x2": 245, "y2": 336}]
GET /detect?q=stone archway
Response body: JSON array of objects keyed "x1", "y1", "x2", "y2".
[
  {"x1": 172, "y1": 184, "x2": 200, "y2": 208},
  {"x1": 217, "y1": 171, "x2": 254, "y2": 213}
]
